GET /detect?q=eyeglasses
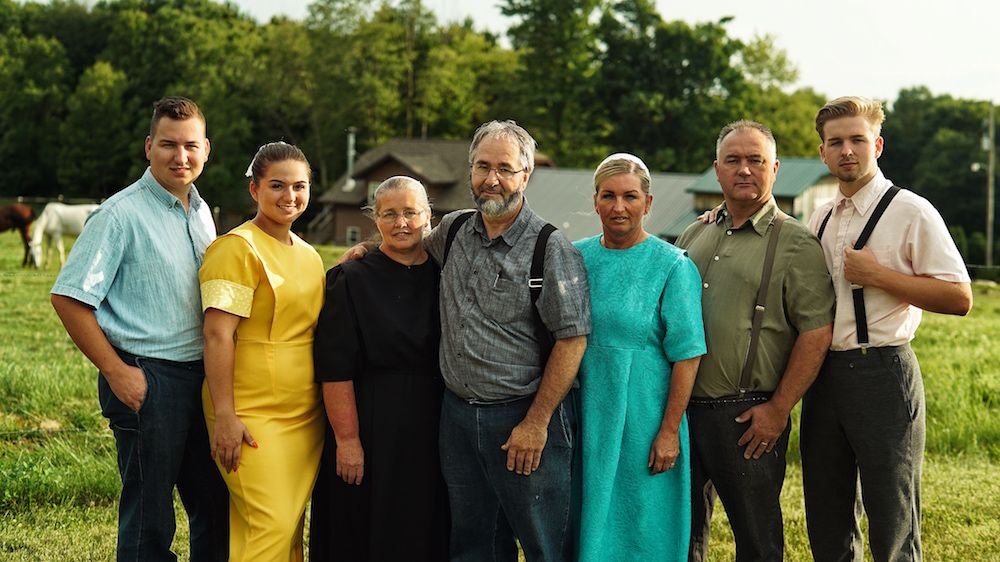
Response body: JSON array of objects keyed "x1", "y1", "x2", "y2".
[
  {"x1": 471, "y1": 163, "x2": 526, "y2": 180},
  {"x1": 376, "y1": 209, "x2": 424, "y2": 224},
  {"x1": 720, "y1": 156, "x2": 768, "y2": 169}
]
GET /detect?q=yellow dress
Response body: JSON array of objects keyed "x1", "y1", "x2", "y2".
[{"x1": 199, "y1": 221, "x2": 326, "y2": 562}]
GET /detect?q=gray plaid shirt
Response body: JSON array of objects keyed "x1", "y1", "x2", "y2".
[{"x1": 426, "y1": 202, "x2": 591, "y2": 401}]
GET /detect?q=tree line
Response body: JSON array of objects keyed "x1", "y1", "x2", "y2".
[{"x1": 1, "y1": 0, "x2": 995, "y2": 261}]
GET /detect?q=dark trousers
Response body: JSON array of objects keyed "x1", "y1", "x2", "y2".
[
  {"x1": 439, "y1": 389, "x2": 576, "y2": 562},
  {"x1": 801, "y1": 344, "x2": 924, "y2": 562},
  {"x1": 99, "y1": 350, "x2": 229, "y2": 562},
  {"x1": 687, "y1": 393, "x2": 789, "y2": 562}
]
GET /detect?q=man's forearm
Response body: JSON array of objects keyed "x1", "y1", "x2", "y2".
[
  {"x1": 875, "y1": 271, "x2": 972, "y2": 316},
  {"x1": 523, "y1": 335, "x2": 587, "y2": 426},
  {"x1": 770, "y1": 323, "x2": 833, "y2": 415},
  {"x1": 51, "y1": 294, "x2": 129, "y2": 379}
]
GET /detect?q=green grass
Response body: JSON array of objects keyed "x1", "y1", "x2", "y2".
[{"x1": 0, "y1": 229, "x2": 997, "y2": 560}]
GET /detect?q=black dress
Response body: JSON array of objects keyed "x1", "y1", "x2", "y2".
[{"x1": 310, "y1": 248, "x2": 450, "y2": 561}]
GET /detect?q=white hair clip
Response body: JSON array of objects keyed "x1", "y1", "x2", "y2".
[{"x1": 598, "y1": 152, "x2": 649, "y2": 174}]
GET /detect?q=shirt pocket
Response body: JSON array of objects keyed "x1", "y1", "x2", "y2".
[{"x1": 475, "y1": 275, "x2": 529, "y2": 325}]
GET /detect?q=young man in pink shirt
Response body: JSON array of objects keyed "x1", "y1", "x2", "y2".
[{"x1": 801, "y1": 96, "x2": 973, "y2": 562}]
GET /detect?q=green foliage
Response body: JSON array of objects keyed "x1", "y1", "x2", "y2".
[{"x1": 0, "y1": 232, "x2": 998, "y2": 559}]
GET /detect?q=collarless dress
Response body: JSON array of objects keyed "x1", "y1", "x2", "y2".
[
  {"x1": 574, "y1": 235, "x2": 706, "y2": 562},
  {"x1": 310, "y1": 248, "x2": 450, "y2": 561},
  {"x1": 199, "y1": 221, "x2": 326, "y2": 562}
]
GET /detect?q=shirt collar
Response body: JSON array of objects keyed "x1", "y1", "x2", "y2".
[
  {"x1": 833, "y1": 168, "x2": 892, "y2": 217},
  {"x1": 140, "y1": 167, "x2": 203, "y2": 211},
  {"x1": 471, "y1": 196, "x2": 535, "y2": 246},
  {"x1": 717, "y1": 197, "x2": 779, "y2": 236}
]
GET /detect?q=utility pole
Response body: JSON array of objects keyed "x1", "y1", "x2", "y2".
[{"x1": 987, "y1": 103, "x2": 996, "y2": 267}]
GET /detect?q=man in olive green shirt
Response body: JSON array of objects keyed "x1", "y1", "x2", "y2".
[{"x1": 675, "y1": 120, "x2": 835, "y2": 562}]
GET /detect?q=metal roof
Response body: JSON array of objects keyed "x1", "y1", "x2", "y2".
[
  {"x1": 525, "y1": 168, "x2": 698, "y2": 242},
  {"x1": 686, "y1": 157, "x2": 831, "y2": 198}
]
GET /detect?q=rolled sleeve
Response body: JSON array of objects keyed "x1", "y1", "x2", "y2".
[
  {"x1": 50, "y1": 208, "x2": 124, "y2": 308},
  {"x1": 538, "y1": 231, "x2": 592, "y2": 339},
  {"x1": 198, "y1": 235, "x2": 260, "y2": 316}
]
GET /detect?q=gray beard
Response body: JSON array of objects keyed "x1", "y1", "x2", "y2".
[{"x1": 474, "y1": 188, "x2": 522, "y2": 218}]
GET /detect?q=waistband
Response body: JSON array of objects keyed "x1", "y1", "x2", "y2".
[
  {"x1": 826, "y1": 343, "x2": 910, "y2": 363},
  {"x1": 115, "y1": 347, "x2": 204, "y2": 371},
  {"x1": 446, "y1": 389, "x2": 536, "y2": 407},
  {"x1": 687, "y1": 391, "x2": 773, "y2": 407}
]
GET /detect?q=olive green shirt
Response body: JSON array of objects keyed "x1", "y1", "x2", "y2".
[{"x1": 675, "y1": 199, "x2": 834, "y2": 398}]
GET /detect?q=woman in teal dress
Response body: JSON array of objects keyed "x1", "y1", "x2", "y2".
[{"x1": 574, "y1": 153, "x2": 706, "y2": 561}]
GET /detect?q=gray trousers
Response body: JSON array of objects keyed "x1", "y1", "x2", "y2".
[{"x1": 801, "y1": 344, "x2": 924, "y2": 562}]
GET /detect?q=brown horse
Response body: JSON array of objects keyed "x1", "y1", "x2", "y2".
[{"x1": 0, "y1": 204, "x2": 36, "y2": 266}]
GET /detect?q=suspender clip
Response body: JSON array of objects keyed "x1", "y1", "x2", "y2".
[
  {"x1": 860, "y1": 345, "x2": 869, "y2": 356},
  {"x1": 850, "y1": 283, "x2": 863, "y2": 290},
  {"x1": 527, "y1": 277, "x2": 543, "y2": 289},
  {"x1": 754, "y1": 305, "x2": 765, "y2": 312}
]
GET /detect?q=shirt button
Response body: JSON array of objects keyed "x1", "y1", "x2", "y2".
[
  {"x1": 457, "y1": 353, "x2": 462, "y2": 358},
  {"x1": 726, "y1": 230, "x2": 733, "y2": 236},
  {"x1": 473, "y1": 270, "x2": 478, "y2": 274},
  {"x1": 703, "y1": 282, "x2": 709, "y2": 289},
  {"x1": 713, "y1": 255, "x2": 720, "y2": 261}
]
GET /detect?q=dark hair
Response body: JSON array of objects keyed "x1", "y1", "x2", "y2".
[
  {"x1": 149, "y1": 96, "x2": 205, "y2": 138},
  {"x1": 246, "y1": 142, "x2": 311, "y2": 183}
]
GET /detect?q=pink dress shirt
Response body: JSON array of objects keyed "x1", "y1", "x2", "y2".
[{"x1": 807, "y1": 169, "x2": 970, "y2": 351}]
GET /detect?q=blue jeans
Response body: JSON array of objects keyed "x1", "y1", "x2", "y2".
[
  {"x1": 439, "y1": 390, "x2": 576, "y2": 562},
  {"x1": 99, "y1": 350, "x2": 228, "y2": 562}
]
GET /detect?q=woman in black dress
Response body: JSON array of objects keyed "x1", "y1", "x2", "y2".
[{"x1": 310, "y1": 176, "x2": 449, "y2": 561}]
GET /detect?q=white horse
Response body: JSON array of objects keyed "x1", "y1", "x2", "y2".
[{"x1": 30, "y1": 203, "x2": 99, "y2": 269}]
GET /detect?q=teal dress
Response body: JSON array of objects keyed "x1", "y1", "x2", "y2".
[{"x1": 574, "y1": 235, "x2": 706, "y2": 562}]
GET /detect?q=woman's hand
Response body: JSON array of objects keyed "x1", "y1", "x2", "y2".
[
  {"x1": 212, "y1": 413, "x2": 257, "y2": 473},
  {"x1": 648, "y1": 428, "x2": 680, "y2": 475},
  {"x1": 336, "y1": 437, "x2": 365, "y2": 485}
]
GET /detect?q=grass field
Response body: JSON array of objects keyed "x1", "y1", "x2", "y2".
[{"x1": 1, "y1": 229, "x2": 998, "y2": 560}]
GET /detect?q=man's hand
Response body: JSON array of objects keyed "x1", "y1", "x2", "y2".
[
  {"x1": 735, "y1": 401, "x2": 788, "y2": 460},
  {"x1": 336, "y1": 437, "x2": 365, "y2": 485},
  {"x1": 336, "y1": 242, "x2": 376, "y2": 265},
  {"x1": 843, "y1": 246, "x2": 884, "y2": 287},
  {"x1": 212, "y1": 413, "x2": 257, "y2": 473},
  {"x1": 106, "y1": 365, "x2": 148, "y2": 411},
  {"x1": 648, "y1": 428, "x2": 680, "y2": 474},
  {"x1": 697, "y1": 204, "x2": 723, "y2": 224},
  {"x1": 501, "y1": 418, "x2": 549, "y2": 476}
]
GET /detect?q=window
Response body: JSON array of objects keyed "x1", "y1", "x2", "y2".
[{"x1": 346, "y1": 226, "x2": 360, "y2": 245}]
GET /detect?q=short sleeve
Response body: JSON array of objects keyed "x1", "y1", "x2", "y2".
[
  {"x1": 537, "y1": 231, "x2": 592, "y2": 339},
  {"x1": 783, "y1": 232, "x2": 836, "y2": 332},
  {"x1": 909, "y1": 203, "x2": 971, "y2": 282},
  {"x1": 51, "y1": 207, "x2": 124, "y2": 308},
  {"x1": 661, "y1": 255, "x2": 707, "y2": 362},
  {"x1": 198, "y1": 235, "x2": 261, "y2": 317},
  {"x1": 313, "y1": 266, "x2": 363, "y2": 382}
]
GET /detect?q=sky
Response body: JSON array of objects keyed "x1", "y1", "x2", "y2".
[{"x1": 231, "y1": 0, "x2": 1000, "y2": 105}]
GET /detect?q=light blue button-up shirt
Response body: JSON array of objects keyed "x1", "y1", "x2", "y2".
[{"x1": 52, "y1": 168, "x2": 217, "y2": 361}]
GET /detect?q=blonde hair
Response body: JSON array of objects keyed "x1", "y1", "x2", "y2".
[
  {"x1": 815, "y1": 96, "x2": 885, "y2": 140},
  {"x1": 593, "y1": 153, "x2": 651, "y2": 195}
]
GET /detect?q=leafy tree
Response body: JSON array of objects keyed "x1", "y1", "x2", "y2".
[
  {"x1": 58, "y1": 61, "x2": 132, "y2": 197},
  {"x1": 0, "y1": 27, "x2": 71, "y2": 196},
  {"x1": 502, "y1": 0, "x2": 604, "y2": 166}
]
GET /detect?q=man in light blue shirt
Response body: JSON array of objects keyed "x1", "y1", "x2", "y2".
[{"x1": 51, "y1": 96, "x2": 228, "y2": 562}]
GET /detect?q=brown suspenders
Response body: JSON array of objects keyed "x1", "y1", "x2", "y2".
[{"x1": 738, "y1": 212, "x2": 787, "y2": 395}]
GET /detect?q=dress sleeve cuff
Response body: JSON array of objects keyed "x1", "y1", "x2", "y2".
[{"x1": 201, "y1": 279, "x2": 253, "y2": 317}]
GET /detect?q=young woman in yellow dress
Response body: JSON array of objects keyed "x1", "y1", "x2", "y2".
[{"x1": 199, "y1": 142, "x2": 326, "y2": 562}]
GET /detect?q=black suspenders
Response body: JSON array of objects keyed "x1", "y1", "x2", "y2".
[{"x1": 816, "y1": 185, "x2": 901, "y2": 351}]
